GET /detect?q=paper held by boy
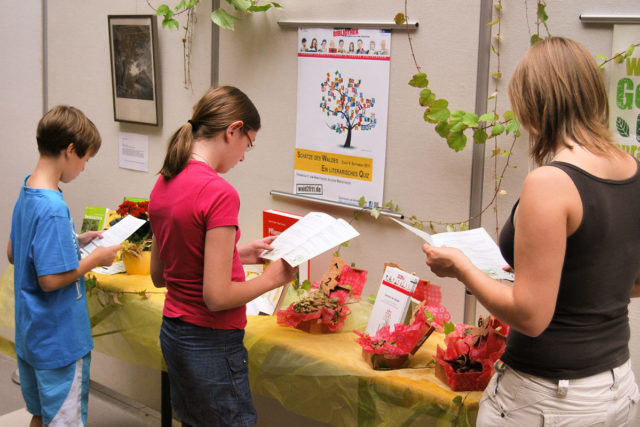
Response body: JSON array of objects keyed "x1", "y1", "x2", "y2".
[
  {"x1": 260, "y1": 212, "x2": 359, "y2": 268},
  {"x1": 391, "y1": 218, "x2": 514, "y2": 282}
]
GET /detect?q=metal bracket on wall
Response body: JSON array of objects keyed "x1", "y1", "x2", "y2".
[
  {"x1": 270, "y1": 190, "x2": 404, "y2": 219},
  {"x1": 579, "y1": 14, "x2": 640, "y2": 24},
  {"x1": 278, "y1": 20, "x2": 419, "y2": 31}
]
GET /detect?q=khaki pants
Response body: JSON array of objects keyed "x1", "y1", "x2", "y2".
[{"x1": 477, "y1": 360, "x2": 640, "y2": 426}]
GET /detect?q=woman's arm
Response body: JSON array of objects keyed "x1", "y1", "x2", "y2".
[
  {"x1": 424, "y1": 166, "x2": 578, "y2": 337},
  {"x1": 631, "y1": 272, "x2": 640, "y2": 298},
  {"x1": 150, "y1": 237, "x2": 165, "y2": 288},
  {"x1": 202, "y1": 226, "x2": 297, "y2": 311}
]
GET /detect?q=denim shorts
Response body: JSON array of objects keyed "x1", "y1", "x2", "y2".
[
  {"x1": 160, "y1": 316, "x2": 256, "y2": 427},
  {"x1": 477, "y1": 360, "x2": 640, "y2": 426}
]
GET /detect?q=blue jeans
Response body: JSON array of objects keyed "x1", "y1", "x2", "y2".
[{"x1": 160, "y1": 316, "x2": 257, "y2": 427}]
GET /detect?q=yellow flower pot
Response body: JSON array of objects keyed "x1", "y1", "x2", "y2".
[{"x1": 122, "y1": 251, "x2": 151, "y2": 275}]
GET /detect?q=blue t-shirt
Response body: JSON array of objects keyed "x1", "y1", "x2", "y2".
[{"x1": 10, "y1": 176, "x2": 93, "y2": 369}]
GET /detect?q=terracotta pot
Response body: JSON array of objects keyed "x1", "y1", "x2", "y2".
[
  {"x1": 295, "y1": 319, "x2": 331, "y2": 334},
  {"x1": 362, "y1": 349, "x2": 409, "y2": 370},
  {"x1": 122, "y1": 251, "x2": 151, "y2": 275}
]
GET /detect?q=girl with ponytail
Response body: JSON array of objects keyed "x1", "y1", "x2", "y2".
[{"x1": 149, "y1": 86, "x2": 297, "y2": 426}]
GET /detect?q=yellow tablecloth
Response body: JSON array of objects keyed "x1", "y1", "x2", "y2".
[{"x1": 0, "y1": 265, "x2": 481, "y2": 426}]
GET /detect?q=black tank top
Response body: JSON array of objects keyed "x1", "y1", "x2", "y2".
[{"x1": 498, "y1": 160, "x2": 640, "y2": 379}]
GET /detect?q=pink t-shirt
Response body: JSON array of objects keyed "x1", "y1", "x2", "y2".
[{"x1": 149, "y1": 161, "x2": 246, "y2": 329}]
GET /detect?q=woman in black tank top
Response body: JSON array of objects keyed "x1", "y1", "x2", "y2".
[{"x1": 422, "y1": 37, "x2": 640, "y2": 425}]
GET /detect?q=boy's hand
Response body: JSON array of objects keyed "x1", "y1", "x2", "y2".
[
  {"x1": 91, "y1": 244, "x2": 122, "y2": 267},
  {"x1": 77, "y1": 231, "x2": 104, "y2": 248}
]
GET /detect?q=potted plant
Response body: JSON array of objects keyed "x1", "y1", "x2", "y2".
[{"x1": 114, "y1": 200, "x2": 153, "y2": 275}]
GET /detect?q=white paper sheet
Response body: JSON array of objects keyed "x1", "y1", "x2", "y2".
[
  {"x1": 81, "y1": 215, "x2": 146, "y2": 256},
  {"x1": 260, "y1": 212, "x2": 359, "y2": 267},
  {"x1": 119, "y1": 132, "x2": 149, "y2": 172},
  {"x1": 91, "y1": 261, "x2": 126, "y2": 275},
  {"x1": 391, "y1": 218, "x2": 514, "y2": 281}
]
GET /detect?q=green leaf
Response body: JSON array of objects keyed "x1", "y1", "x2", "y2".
[
  {"x1": 492, "y1": 72, "x2": 502, "y2": 79},
  {"x1": 462, "y1": 113, "x2": 479, "y2": 127},
  {"x1": 595, "y1": 54, "x2": 608, "y2": 62},
  {"x1": 503, "y1": 110, "x2": 514, "y2": 121},
  {"x1": 617, "y1": 117, "x2": 630, "y2": 137},
  {"x1": 425, "y1": 99, "x2": 450, "y2": 123},
  {"x1": 451, "y1": 110, "x2": 466, "y2": 120},
  {"x1": 444, "y1": 321, "x2": 455, "y2": 336},
  {"x1": 409, "y1": 73, "x2": 429, "y2": 88},
  {"x1": 370, "y1": 208, "x2": 380, "y2": 219},
  {"x1": 625, "y1": 44, "x2": 636, "y2": 58},
  {"x1": 537, "y1": 2, "x2": 549, "y2": 22},
  {"x1": 435, "y1": 121, "x2": 450, "y2": 138},
  {"x1": 301, "y1": 280, "x2": 311, "y2": 291},
  {"x1": 272, "y1": 2, "x2": 282, "y2": 7},
  {"x1": 227, "y1": 0, "x2": 251, "y2": 12},
  {"x1": 175, "y1": 1, "x2": 187, "y2": 10},
  {"x1": 394, "y1": 13, "x2": 406, "y2": 25},
  {"x1": 487, "y1": 18, "x2": 499, "y2": 27},
  {"x1": 429, "y1": 222, "x2": 435, "y2": 232},
  {"x1": 505, "y1": 118, "x2": 520, "y2": 135},
  {"x1": 460, "y1": 222, "x2": 469, "y2": 231},
  {"x1": 479, "y1": 112, "x2": 497, "y2": 122},
  {"x1": 419, "y1": 88, "x2": 435, "y2": 106},
  {"x1": 358, "y1": 196, "x2": 366, "y2": 207},
  {"x1": 447, "y1": 131, "x2": 467, "y2": 151},
  {"x1": 453, "y1": 395, "x2": 463, "y2": 407},
  {"x1": 449, "y1": 120, "x2": 468, "y2": 133},
  {"x1": 491, "y1": 123, "x2": 505, "y2": 137},
  {"x1": 531, "y1": 34, "x2": 543, "y2": 46},
  {"x1": 156, "y1": 4, "x2": 171, "y2": 15},
  {"x1": 249, "y1": 4, "x2": 272, "y2": 12},
  {"x1": 446, "y1": 224, "x2": 455, "y2": 232},
  {"x1": 473, "y1": 128, "x2": 488, "y2": 144},
  {"x1": 614, "y1": 54, "x2": 625, "y2": 64},
  {"x1": 211, "y1": 8, "x2": 239, "y2": 30}
]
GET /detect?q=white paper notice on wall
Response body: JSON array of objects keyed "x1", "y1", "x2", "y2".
[{"x1": 119, "y1": 132, "x2": 149, "y2": 172}]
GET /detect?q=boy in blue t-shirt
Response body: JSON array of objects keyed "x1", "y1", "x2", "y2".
[{"x1": 7, "y1": 105, "x2": 121, "y2": 427}]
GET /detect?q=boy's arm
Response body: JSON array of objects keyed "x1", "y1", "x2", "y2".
[
  {"x1": 6, "y1": 239, "x2": 13, "y2": 264},
  {"x1": 38, "y1": 245, "x2": 121, "y2": 292}
]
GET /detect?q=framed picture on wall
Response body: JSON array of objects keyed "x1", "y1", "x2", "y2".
[{"x1": 108, "y1": 15, "x2": 161, "y2": 126}]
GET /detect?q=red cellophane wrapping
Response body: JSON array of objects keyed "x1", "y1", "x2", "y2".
[
  {"x1": 355, "y1": 307, "x2": 435, "y2": 369},
  {"x1": 276, "y1": 264, "x2": 367, "y2": 333},
  {"x1": 435, "y1": 317, "x2": 509, "y2": 391}
]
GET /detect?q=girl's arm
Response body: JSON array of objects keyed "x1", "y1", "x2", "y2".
[
  {"x1": 202, "y1": 226, "x2": 297, "y2": 311},
  {"x1": 150, "y1": 237, "x2": 165, "y2": 288},
  {"x1": 7, "y1": 239, "x2": 12, "y2": 264},
  {"x1": 424, "y1": 166, "x2": 577, "y2": 337},
  {"x1": 237, "y1": 235, "x2": 276, "y2": 265}
]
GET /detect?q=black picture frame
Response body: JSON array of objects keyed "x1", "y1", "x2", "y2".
[{"x1": 108, "y1": 15, "x2": 161, "y2": 126}]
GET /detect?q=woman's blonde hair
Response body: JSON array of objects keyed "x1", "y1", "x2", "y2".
[
  {"x1": 159, "y1": 86, "x2": 260, "y2": 179},
  {"x1": 508, "y1": 37, "x2": 618, "y2": 165}
]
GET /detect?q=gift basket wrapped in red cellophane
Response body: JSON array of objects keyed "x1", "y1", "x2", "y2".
[
  {"x1": 435, "y1": 315, "x2": 509, "y2": 391},
  {"x1": 355, "y1": 301, "x2": 438, "y2": 370},
  {"x1": 276, "y1": 257, "x2": 367, "y2": 333}
]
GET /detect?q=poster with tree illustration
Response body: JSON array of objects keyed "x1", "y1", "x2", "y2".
[
  {"x1": 609, "y1": 25, "x2": 640, "y2": 159},
  {"x1": 294, "y1": 28, "x2": 391, "y2": 206}
]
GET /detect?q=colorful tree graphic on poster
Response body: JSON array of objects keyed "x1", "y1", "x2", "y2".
[{"x1": 320, "y1": 71, "x2": 377, "y2": 148}]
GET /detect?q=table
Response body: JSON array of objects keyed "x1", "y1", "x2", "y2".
[{"x1": 0, "y1": 266, "x2": 481, "y2": 426}]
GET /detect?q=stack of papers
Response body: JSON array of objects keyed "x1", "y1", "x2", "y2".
[
  {"x1": 260, "y1": 212, "x2": 359, "y2": 267},
  {"x1": 391, "y1": 218, "x2": 514, "y2": 281}
]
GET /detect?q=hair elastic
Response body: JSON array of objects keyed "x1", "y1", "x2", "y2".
[{"x1": 187, "y1": 119, "x2": 199, "y2": 132}]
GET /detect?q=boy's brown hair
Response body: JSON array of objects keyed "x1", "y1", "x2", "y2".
[{"x1": 36, "y1": 105, "x2": 102, "y2": 157}]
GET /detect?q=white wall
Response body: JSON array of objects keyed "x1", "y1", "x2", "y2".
[{"x1": 2, "y1": 0, "x2": 640, "y2": 420}]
